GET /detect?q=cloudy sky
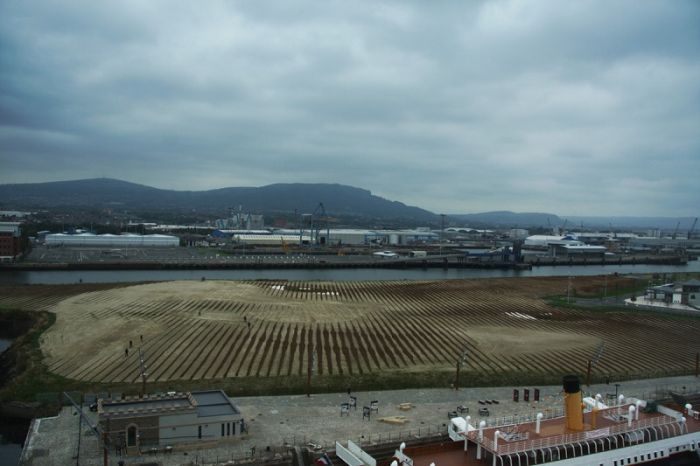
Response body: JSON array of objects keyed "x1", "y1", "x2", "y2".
[{"x1": 1, "y1": 1, "x2": 698, "y2": 216}]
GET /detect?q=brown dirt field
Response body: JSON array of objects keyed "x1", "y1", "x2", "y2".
[{"x1": 2, "y1": 276, "x2": 698, "y2": 385}]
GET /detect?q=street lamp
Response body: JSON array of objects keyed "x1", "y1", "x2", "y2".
[
  {"x1": 440, "y1": 214, "x2": 446, "y2": 257},
  {"x1": 306, "y1": 345, "x2": 317, "y2": 397},
  {"x1": 455, "y1": 348, "x2": 469, "y2": 391}
]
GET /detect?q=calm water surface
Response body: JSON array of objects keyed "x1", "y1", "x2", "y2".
[{"x1": 1, "y1": 261, "x2": 699, "y2": 285}]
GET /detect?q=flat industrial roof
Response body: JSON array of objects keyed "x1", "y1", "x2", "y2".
[
  {"x1": 99, "y1": 393, "x2": 195, "y2": 418},
  {"x1": 191, "y1": 390, "x2": 240, "y2": 417}
]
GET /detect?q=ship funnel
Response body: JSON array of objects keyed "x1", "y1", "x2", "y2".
[{"x1": 563, "y1": 375, "x2": 584, "y2": 431}]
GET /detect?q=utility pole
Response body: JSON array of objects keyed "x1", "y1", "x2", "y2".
[
  {"x1": 587, "y1": 343, "x2": 605, "y2": 387},
  {"x1": 306, "y1": 345, "x2": 316, "y2": 397},
  {"x1": 455, "y1": 348, "x2": 469, "y2": 390},
  {"x1": 138, "y1": 347, "x2": 148, "y2": 398},
  {"x1": 604, "y1": 275, "x2": 608, "y2": 301},
  {"x1": 440, "y1": 214, "x2": 446, "y2": 257},
  {"x1": 76, "y1": 407, "x2": 82, "y2": 466},
  {"x1": 63, "y1": 392, "x2": 109, "y2": 466}
]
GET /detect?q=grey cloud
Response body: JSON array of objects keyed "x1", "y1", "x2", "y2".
[{"x1": 1, "y1": 0, "x2": 699, "y2": 216}]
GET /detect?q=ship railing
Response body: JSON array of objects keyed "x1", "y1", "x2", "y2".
[
  {"x1": 469, "y1": 414, "x2": 683, "y2": 456},
  {"x1": 481, "y1": 408, "x2": 566, "y2": 429}
]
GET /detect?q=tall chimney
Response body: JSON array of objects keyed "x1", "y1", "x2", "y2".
[{"x1": 563, "y1": 375, "x2": 584, "y2": 431}]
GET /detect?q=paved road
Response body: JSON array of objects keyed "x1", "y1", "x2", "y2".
[{"x1": 20, "y1": 375, "x2": 700, "y2": 466}]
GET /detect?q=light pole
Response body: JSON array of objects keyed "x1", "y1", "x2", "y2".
[
  {"x1": 440, "y1": 214, "x2": 446, "y2": 257},
  {"x1": 455, "y1": 348, "x2": 469, "y2": 390},
  {"x1": 306, "y1": 345, "x2": 317, "y2": 397},
  {"x1": 603, "y1": 274, "x2": 608, "y2": 301}
]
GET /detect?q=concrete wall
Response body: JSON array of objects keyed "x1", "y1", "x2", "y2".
[
  {"x1": 159, "y1": 413, "x2": 244, "y2": 444},
  {"x1": 159, "y1": 412, "x2": 199, "y2": 445},
  {"x1": 689, "y1": 292, "x2": 700, "y2": 306},
  {"x1": 103, "y1": 414, "x2": 160, "y2": 448},
  {"x1": 199, "y1": 414, "x2": 244, "y2": 438}
]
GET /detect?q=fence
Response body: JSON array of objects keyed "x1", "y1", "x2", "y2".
[
  {"x1": 196, "y1": 446, "x2": 294, "y2": 466},
  {"x1": 281, "y1": 423, "x2": 449, "y2": 452},
  {"x1": 496, "y1": 413, "x2": 684, "y2": 456}
]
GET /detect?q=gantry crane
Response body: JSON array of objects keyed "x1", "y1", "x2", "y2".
[
  {"x1": 672, "y1": 221, "x2": 681, "y2": 239},
  {"x1": 310, "y1": 202, "x2": 330, "y2": 246},
  {"x1": 689, "y1": 217, "x2": 698, "y2": 240}
]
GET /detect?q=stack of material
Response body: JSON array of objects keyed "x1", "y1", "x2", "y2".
[
  {"x1": 397, "y1": 403, "x2": 414, "y2": 411},
  {"x1": 379, "y1": 416, "x2": 409, "y2": 425}
]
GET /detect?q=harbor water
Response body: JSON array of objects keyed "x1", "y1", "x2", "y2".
[{"x1": 1, "y1": 260, "x2": 699, "y2": 285}]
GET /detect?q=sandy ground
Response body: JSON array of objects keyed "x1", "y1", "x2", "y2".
[
  {"x1": 41, "y1": 281, "x2": 376, "y2": 365},
  {"x1": 34, "y1": 278, "x2": 699, "y2": 384},
  {"x1": 465, "y1": 326, "x2": 599, "y2": 355}
]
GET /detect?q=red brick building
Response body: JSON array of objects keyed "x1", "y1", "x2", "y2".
[{"x1": 0, "y1": 222, "x2": 22, "y2": 262}]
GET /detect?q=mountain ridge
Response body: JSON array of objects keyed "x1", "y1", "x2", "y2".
[
  {"x1": 1, "y1": 178, "x2": 695, "y2": 229},
  {"x1": 0, "y1": 178, "x2": 438, "y2": 222}
]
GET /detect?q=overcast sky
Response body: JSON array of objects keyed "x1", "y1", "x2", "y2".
[{"x1": 1, "y1": 1, "x2": 698, "y2": 216}]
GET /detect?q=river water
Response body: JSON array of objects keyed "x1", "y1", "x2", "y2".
[
  {"x1": 0, "y1": 338, "x2": 12, "y2": 353},
  {"x1": 1, "y1": 261, "x2": 699, "y2": 285}
]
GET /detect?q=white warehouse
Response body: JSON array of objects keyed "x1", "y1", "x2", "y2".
[{"x1": 45, "y1": 233, "x2": 180, "y2": 247}]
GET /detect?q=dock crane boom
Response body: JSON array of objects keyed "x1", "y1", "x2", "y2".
[
  {"x1": 689, "y1": 217, "x2": 698, "y2": 239},
  {"x1": 312, "y1": 202, "x2": 330, "y2": 245},
  {"x1": 672, "y1": 221, "x2": 681, "y2": 239}
]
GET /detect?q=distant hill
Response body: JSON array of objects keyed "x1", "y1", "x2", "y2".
[
  {"x1": 451, "y1": 211, "x2": 698, "y2": 231},
  {"x1": 0, "y1": 178, "x2": 438, "y2": 222},
  {"x1": 450, "y1": 211, "x2": 562, "y2": 228},
  {"x1": 566, "y1": 216, "x2": 698, "y2": 231}
]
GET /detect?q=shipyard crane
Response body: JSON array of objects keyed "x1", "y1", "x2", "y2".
[
  {"x1": 672, "y1": 221, "x2": 681, "y2": 239},
  {"x1": 689, "y1": 217, "x2": 698, "y2": 239},
  {"x1": 310, "y1": 202, "x2": 330, "y2": 246}
]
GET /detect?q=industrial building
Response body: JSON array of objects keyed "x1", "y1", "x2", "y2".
[
  {"x1": 222, "y1": 228, "x2": 440, "y2": 246},
  {"x1": 232, "y1": 234, "x2": 311, "y2": 246},
  {"x1": 524, "y1": 235, "x2": 583, "y2": 248},
  {"x1": 45, "y1": 233, "x2": 180, "y2": 247},
  {"x1": 550, "y1": 243, "x2": 608, "y2": 259},
  {"x1": 508, "y1": 228, "x2": 529, "y2": 240},
  {"x1": 645, "y1": 280, "x2": 700, "y2": 307},
  {"x1": 99, "y1": 390, "x2": 244, "y2": 453},
  {"x1": 0, "y1": 221, "x2": 22, "y2": 262},
  {"x1": 315, "y1": 229, "x2": 438, "y2": 246}
]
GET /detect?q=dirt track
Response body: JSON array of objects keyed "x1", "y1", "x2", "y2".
[{"x1": 1, "y1": 276, "x2": 698, "y2": 384}]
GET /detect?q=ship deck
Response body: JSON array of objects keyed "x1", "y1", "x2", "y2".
[{"x1": 407, "y1": 403, "x2": 698, "y2": 466}]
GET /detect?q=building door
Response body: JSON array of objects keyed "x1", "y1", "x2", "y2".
[
  {"x1": 127, "y1": 425, "x2": 138, "y2": 447},
  {"x1": 198, "y1": 425, "x2": 202, "y2": 439}
]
